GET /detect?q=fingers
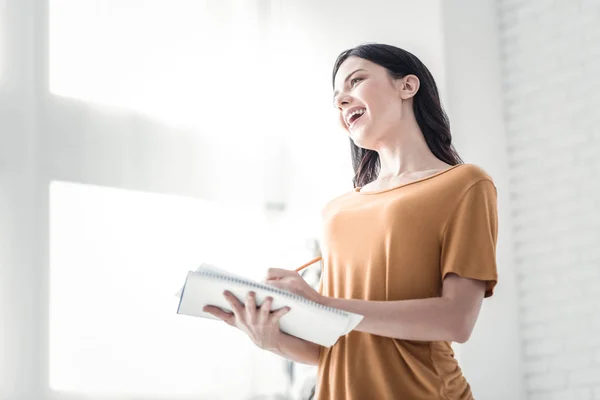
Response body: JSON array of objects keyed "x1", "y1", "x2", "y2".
[
  {"x1": 223, "y1": 290, "x2": 244, "y2": 320},
  {"x1": 203, "y1": 305, "x2": 235, "y2": 325},
  {"x1": 259, "y1": 296, "x2": 273, "y2": 320},
  {"x1": 245, "y1": 291, "x2": 258, "y2": 322},
  {"x1": 259, "y1": 296, "x2": 290, "y2": 325},
  {"x1": 270, "y1": 305, "x2": 291, "y2": 324},
  {"x1": 265, "y1": 278, "x2": 287, "y2": 291},
  {"x1": 207, "y1": 291, "x2": 292, "y2": 329},
  {"x1": 266, "y1": 268, "x2": 296, "y2": 280},
  {"x1": 267, "y1": 279, "x2": 282, "y2": 288}
]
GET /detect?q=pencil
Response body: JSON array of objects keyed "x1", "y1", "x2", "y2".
[{"x1": 294, "y1": 256, "x2": 322, "y2": 272}]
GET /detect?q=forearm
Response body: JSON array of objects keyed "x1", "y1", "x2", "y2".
[
  {"x1": 323, "y1": 296, "x2": 469, "y2": 343},
  {"x1": 268, "y1": 332, "x2": 322, "y2": 365}
]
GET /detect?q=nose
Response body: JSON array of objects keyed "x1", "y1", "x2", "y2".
[{"x1": 335, "y1": 92, "x2": 353, "y2": 109}]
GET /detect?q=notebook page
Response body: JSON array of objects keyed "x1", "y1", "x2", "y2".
[
  {"x1": 342, "y1": 312, "x2": 364, "y2": 334},
  {"x1": 174, "y1": 263, "x2": 249, "y2": 298}
]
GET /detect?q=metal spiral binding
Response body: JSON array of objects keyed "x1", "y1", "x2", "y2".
[{"x1": 198, "y1": 270, "x2": 347, "y2": 316}]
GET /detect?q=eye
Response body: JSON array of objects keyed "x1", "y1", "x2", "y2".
[{"x1": 350, "y1": 77, "x2": 363, "y2": 87}]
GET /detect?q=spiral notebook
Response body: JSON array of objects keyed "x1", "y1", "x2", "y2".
[{"x1": 176, "y1": 263, "x2": 363, "y2": 347}]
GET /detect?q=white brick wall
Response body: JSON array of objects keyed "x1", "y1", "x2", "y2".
[{"x1": 497, "y1": 0, "x2": 600, "y2": 398}]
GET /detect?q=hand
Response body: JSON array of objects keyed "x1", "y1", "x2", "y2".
[
  {"x1": 203, "y1": 291, "x2": 290, "y2": 351},
  {"x1": 264, "y1": 268, "x2": 323, "y2": 304}
]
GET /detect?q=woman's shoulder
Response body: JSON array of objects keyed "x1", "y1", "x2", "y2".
[
  {"x1": 452, "y1": 163, "x2": 496, "y2": 188},
  {"x1": 321, "y1": 188, "x2": 355, "y2": 209},
  {"x1": 318, "y1": 185, "x2": 363, "y2": 221}
]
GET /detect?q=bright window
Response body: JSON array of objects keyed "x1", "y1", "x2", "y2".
[
  {"x1": 49, "y1": 181, "x2": 303, "y2": 398},
  {"x1": 49, "y1": 0, "x2": 267, "y2": 130}
]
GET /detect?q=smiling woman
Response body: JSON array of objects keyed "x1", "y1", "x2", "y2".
[{"x1": 203, "y1": 43, "x2": 499, "y2": 400}]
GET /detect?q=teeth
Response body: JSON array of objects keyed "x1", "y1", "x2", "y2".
[{"x1": 346, "y1": 108, "x2": 365, "y2": 125}]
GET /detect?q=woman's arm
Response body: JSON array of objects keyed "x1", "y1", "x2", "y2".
[
  {"x1": 269, "y1": 331, "x2": 322, "y2": 365},
  {"x1": 322, "y1": 273, "x2": 486, "y2": 343},
  {"x1": 266, "y1": 269, "x2": 487, "y2": 343}
]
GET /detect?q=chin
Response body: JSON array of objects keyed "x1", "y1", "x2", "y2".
[{"x1": 349, "y1": 130, "x2": 377, "y2": 150}]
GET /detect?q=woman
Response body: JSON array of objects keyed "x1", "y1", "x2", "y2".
[{"x1": 203, "y1": 43, "x2": 498, "y2": 400}]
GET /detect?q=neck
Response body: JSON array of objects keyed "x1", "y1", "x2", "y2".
[{"x1": 374, "y1": 120, "x2": 449, "y2": 180}]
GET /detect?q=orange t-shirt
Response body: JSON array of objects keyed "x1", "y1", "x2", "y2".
[{"x1": 316, "y1": 163, "x2": 498, "y2": 400}]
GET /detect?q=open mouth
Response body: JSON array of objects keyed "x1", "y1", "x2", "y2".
[{"x1": 347, "y1": 109, "x2": 366, "y2": 127}]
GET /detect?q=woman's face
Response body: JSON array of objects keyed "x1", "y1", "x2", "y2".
[{"x1": 333, "y1": 56, "x2": 406, "y2": 150}]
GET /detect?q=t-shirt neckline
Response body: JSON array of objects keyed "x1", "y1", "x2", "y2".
[{"x1": 354, "y1": 164, "x2": 465, "y2": 195}]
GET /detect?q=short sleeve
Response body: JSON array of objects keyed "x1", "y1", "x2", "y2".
[{"x1": 440, "y1": 179, "x2": 498, "y2": 298}]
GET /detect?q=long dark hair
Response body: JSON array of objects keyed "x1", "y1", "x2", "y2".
[{"x1": 332, "y1": 43, "x2": 463, "y2": 188}]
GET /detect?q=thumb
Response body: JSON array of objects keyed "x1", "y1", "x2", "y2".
[{"x1": 265, "y1": 268, "x2": 295, "y2": 280}]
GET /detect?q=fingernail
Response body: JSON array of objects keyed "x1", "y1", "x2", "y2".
[
  {"x1": 266, "y1": 297, "x2": 273, "y2": 302},
  {"x1": 285, "y1": 307, "x2": 291, "y2": 311},
  {"x1": 223, "y1": 290, "x2": 229, "y2": 296}
]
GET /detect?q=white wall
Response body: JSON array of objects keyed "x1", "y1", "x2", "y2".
[
  {"x1": 497, "y1": 1, "x2": 600, "y2": 399},
  {"x1": 0, "y1": 1, "x2": 45, "y2": 398},
  {"x1": 442, "y1": 0, "x2": 524, "y2": 399}
]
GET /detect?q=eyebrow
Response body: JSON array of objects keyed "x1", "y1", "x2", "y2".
[{"x1": 333, "y1": 69, "x2": 367, "y2": 101}]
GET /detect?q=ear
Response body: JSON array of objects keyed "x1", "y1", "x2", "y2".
[{"x1": 396, "y1": 74, "x2": 420, "y2": 100}]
